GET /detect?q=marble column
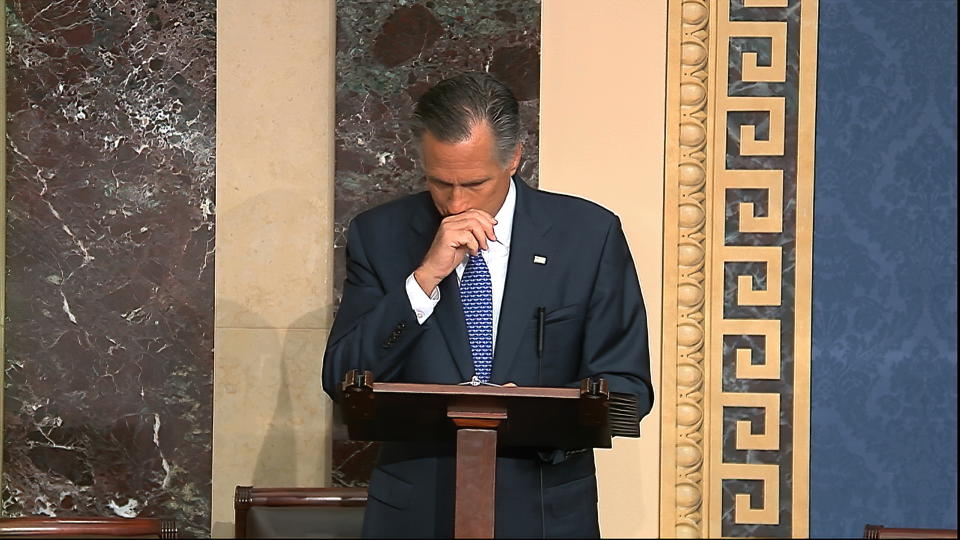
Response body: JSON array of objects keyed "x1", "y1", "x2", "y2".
[
  {"x1": 3, "y1": 1, "x2": 215, "y2": 536},
  {"x1": 332, "y1": 0, "x2": 541, "y2": 488}
]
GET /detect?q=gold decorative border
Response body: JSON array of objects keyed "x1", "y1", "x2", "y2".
[
  {"x1": 793, "y1": 0, "x2": 818, "y2": 533},
  {"x1": 662, "y1": 1, "x2": 712, "y2": 537},
  {"x1": 662, "y1": 0, "x2": 816, "y2": 537}
]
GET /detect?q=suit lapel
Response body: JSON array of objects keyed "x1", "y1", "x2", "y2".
[
  {"x1": 435, "y1": 273, "x2": 473, "y2": 381},
  {"x1": 409, "y1": 196, "x2": 472, "y2": 382},
  {"x1": 408, "y1": 194, "x2": 440, "y2": 270},
  {"x1": 492, "y1": 180, "x2": 553, "y2": 383}
]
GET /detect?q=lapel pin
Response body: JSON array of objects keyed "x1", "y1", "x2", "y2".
[{"x1": 533, "y1": 255, "x2": 547, "y2": 265}]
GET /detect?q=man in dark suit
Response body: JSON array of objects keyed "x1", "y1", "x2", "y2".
[{"x1": 322, "y1": 72, "x2": 653, "y2": 538}]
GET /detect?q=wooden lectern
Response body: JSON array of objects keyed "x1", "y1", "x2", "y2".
[{"x1": 339, "y1": 370, "x2": 638, "y2": 538}]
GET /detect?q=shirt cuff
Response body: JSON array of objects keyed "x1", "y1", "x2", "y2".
[{"x1": 406, "y1": 273, "x2": 440, "y2": 324}]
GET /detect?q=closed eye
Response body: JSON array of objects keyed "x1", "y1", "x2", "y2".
[{"x1": 427, "y1": 176, "x2": 491, "y2": 188}]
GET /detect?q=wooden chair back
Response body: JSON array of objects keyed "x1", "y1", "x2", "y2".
[{"x1": 235, "y1": 486, "x2": 367, "y2": 538}]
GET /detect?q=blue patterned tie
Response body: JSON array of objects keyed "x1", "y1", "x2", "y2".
[{"x1": 460, "y1": 254, "x2": 494, "y2": 382}]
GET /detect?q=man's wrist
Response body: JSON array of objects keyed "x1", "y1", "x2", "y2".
[
  {"x1": 406, "y1": 273, "x2": 439, "y2": 324},
  {"x1": 413, "y1": 267, "x2": 440, "y2": 297}
]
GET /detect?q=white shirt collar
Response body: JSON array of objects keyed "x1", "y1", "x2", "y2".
[{"x1": 491, "y1": 177, "x2": 516, "y2": 249}]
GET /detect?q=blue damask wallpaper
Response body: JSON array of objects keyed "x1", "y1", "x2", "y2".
[{"x1": 811, "y1": 0, "x2": 957, "y2": 536}]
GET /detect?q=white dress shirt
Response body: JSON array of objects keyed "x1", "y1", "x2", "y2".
[{"x1": 405, "y1": 177, "x2": 516, "y2": 348}]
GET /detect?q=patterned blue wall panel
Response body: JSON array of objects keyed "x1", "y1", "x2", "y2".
[{"x1": 811, "y1": 0, "x2": 957, "y2": 537}]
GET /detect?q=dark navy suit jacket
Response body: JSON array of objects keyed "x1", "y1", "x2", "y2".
[{"x1": 322, "y1": 179, "x2": 653, "y2": 538}]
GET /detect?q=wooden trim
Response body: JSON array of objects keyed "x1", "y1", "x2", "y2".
[
  {"x1": 864, "y1": 525, "x2": 958, "y2": 539},
  {"x1": 0, "y1": 517, "x2": 177, "y2": 538}
]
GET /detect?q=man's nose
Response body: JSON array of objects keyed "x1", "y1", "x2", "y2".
[{"x1": 447, "y1": 188, "x2": 469, "y2": 214}]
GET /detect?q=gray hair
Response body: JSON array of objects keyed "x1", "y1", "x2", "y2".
[{"x1": 410, "y1": 72, "x2": 522, "y2": 166}]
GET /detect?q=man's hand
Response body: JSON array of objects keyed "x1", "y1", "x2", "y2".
[{"x1": 414, "y1": 209, "x2": 497, "y2": 295}]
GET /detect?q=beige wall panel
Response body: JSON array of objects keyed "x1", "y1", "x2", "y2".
[
  {"x1": 217, "y1": 186, "x2": 333, "y2": 329},
  {"x1": 216, "y1": 0, "x2": 336, "y2": 331},
  {"x1": 211, "y1": 328, "x2": 331, "y2": 538},
  {"x1": 541, "y1": 1, "x2": 667, "y2": 537},
  {"x1": 214, "y1": 0, "x2": 335, "y2": 537}
]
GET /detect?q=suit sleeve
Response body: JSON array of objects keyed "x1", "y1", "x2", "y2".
[
  {"x1": 577, "y1": 216, "x2": 654, "y2": 417},
  {"x1": 321, "y1": 218, "x2": 427, "y2": 400}
]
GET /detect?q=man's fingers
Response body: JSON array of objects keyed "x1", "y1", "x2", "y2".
[
  {"x1": 457, "y1": 231, "x2": 480, "y2": 256},
  {"x1": 434, "y1": 209, "x2": 498, "y2": 263},
  {"x1": 444, "y1": 209, "x2": 496, "y2": 228},
  {"x1": 467, "y1": 223, "x2": 490, "y2": 251},
  {"x1": 479, "y1": 218, "x2": 497, "y2": 242},
  {"x1": 443, "y1": 229, "x2": 479, "y2": 255},
  {"x1": 460, "y1": 208, "x2": 495, "y2": 222},
  {"x1": 443, "y1": 213, "x2": 497, "y2": 243}
]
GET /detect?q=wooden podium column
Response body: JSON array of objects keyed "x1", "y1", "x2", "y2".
[{"x1": 449, "y1": 404, "x2": 507, "y2": 538}]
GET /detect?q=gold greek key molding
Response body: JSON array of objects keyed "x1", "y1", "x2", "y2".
[{"x1": 662, "y1": 0, "x2": 816, "y2": 537}]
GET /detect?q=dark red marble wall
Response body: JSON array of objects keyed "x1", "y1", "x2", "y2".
[
  {"x1": 3, "y1": 1, "x2": 215, "y2": 536},
  {"x1": 333, "y1": 0, "x2": 540, "y2": 486}
]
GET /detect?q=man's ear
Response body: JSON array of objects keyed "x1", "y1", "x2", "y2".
[{"x1": 507, "y1": 143, "x2": 523, "y2": 176}]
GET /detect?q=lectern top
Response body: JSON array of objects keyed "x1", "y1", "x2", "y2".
[
  {"x1": 340, "y1": 370, "x2": 619, "y2": 450},
  {"x1": 371, "y1": 382, "x2": 582, "y2": 400}
]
